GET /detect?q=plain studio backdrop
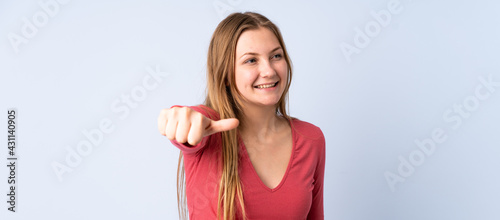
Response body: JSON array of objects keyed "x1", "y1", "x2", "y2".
[{"x1": 1, "y1": 0, "x2": 499, "y2": 219}]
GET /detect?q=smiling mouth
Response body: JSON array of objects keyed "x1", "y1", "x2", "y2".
[{"x1": 254, "y1": 81, "x2": 278, "y2": 89}]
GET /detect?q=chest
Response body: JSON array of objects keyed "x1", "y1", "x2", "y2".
[{"x1": 242, "y1": 132, "x2": 293, "y2": 190}]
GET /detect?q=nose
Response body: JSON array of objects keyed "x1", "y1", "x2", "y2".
[{"x1": 259, "y1": 60, "x2": 277, "y2": 78}]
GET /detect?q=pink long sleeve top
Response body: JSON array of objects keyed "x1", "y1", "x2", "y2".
[{"x1": 169, "y1": 105, "x2": 326, "y2": 220}]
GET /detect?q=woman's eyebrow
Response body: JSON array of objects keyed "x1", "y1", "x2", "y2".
[{"x1": 239, "y1": 46, "x2": 282, "y2": 59}]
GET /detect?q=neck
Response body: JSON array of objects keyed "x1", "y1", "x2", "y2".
[{"x1": 238, "y1": 103, "x2": 283, "y2": 141}]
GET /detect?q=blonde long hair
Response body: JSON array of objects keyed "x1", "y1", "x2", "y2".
[{"x1": 177, "y1": 12, "x2": 293, "y2": 220}]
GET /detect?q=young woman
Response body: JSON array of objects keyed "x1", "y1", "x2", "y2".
[{"x1": 158, "y1": 12, "x2": 325, "y2": 220}]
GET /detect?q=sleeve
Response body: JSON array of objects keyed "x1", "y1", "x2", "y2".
[
  {"x1": 168, "y1": 104, "x2": 220, "y2": 155},
  {"x1": 307, "y1": 129, "x2": 326, "y2": 220}
]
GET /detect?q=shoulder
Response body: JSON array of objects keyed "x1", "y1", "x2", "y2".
[
  {"x1": 290, "y1": 118, "x2": 325, "y2": 142},
  {"x1": 290, "y1": 118, "x2": 326, "y2": 167},
  {"x1": 290, "y1": 118, "x2": 326, "y2": 176}
]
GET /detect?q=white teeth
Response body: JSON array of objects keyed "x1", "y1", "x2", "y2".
[{"x1": 256, "y1": 82, "x2": 277, "y2": 89}]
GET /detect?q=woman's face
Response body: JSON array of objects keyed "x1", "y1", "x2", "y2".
[{"x1": 234, "y1": 27, "x2": 288, "y2": 109}]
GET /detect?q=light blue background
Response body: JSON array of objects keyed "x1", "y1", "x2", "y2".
[{"x1": 1, "y1": 0, "x2": 499, "y2": 219}]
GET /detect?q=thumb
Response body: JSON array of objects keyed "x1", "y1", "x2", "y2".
[{"x1": 205, "y1": 118, "x2": 239, "y2": 136}]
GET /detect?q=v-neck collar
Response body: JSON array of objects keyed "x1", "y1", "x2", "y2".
[{"x1": 238, "y1": 118, "x2": 296, "y2": 192}]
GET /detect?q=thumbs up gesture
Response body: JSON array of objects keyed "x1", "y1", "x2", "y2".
[{"x1": 158, "y1": 106, "x2": 239, "y2": 146}]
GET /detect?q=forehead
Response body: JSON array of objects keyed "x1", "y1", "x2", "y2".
[{"x1": 236, "y1": 27, "x2": 281, "y2": 55}]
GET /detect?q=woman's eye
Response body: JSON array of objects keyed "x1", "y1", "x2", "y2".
[
  {"x1": 245, "y1": 58, "x2": 256, "y2": 64},
  {"x1": 273, "y1": 54, "x2": 282, "y2": 59}
]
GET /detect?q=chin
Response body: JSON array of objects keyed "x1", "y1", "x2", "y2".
[{"x1": 257, "y1": 100, "x2": 280, "y2": 107}]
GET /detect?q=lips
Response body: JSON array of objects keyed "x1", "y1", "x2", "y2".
[{"x1": 254, "y1": 81, "x2": 278, "y2": 89}]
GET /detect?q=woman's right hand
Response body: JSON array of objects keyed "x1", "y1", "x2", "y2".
[{"x1": 157, "y1": 106, "x2": 239, "y2": 146}]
